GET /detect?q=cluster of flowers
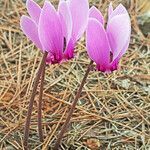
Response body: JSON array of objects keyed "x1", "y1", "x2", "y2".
[
  {"x1": 21, "y1": 0, "x2": 131, "y2": 73},
  {"x1": 20, "y1": 0, "x2": 131, "y2": 148}
]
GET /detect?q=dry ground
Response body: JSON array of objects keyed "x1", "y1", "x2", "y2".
[{"x1": 0, "y1": 0, "x2": 150, "y2": 149}]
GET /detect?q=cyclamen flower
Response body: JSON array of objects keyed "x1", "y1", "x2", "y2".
[
  {"x1": 86, "y1": 3, "x2": 131, "y2": 72},
  {"x1": 20, "y1": 0, "x2": 89, "y2": 64}
]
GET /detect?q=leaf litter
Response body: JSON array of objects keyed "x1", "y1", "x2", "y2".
[{"x1": 0, "y1": 0, "x2": 150, "y2": 149}]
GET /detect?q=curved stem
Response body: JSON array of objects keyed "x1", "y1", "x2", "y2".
[
  {"x1": 38, "y1": 60, "x2": 46, "y2": 142},
  {"x1": 54, "y1": 60, "x2": 93, "y2": 150},
  {"x1": 23, "y1": 52, "x2": 48, "y2": 149}
]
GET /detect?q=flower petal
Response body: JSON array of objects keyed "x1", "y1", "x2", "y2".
[
  {"x1": 20, "y1": 15, "x2": 42, "y2": 50},
  {"x1": 109, "y1": 33, "x2": 130, "y2": 71},
  {"x1": 26, "y1": 0, "x2": 41, "y2": 24},
  {"x1": 58, "y1": 0, "x2": 72, "y2": 43},
  {"x1": 107, "y1": 13, "x2": 131, "y2": 60},
  {"x1": 89, "y1": 6, "x2": 104, "y2": 25},
  {"x1": 110, "y1": 36, "x2": 130, "y2": 72},
  {"x1": 109, "y1": 4, "x2": 128, "y2": 20},
  {"x1": 86, "y1": 18, "x2": 110, "y2": 71},
  {"x1": 63, "y1": 38, "x2": 75, "y2": 60},
  {"x1": 38, "y1": 1, "x2": 63, "y2": 61},
  {"x1": 69, "y1": 0, "x2": 89, "y2": 41},
  {"x1": 112, "y1": 34, "x2": 130, "y2": 66}
]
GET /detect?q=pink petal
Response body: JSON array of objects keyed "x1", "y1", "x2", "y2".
[
  {"x1": 38, "y1": 1, "x2": 63, "y2": 61},
  {"x1": 86, "y1": 18, "x2": 110, "y2": 71},
  {"x1": 20, "y1": 15, "x2": 42, "y2": 50},
  {"x1": 26, "y1": 0, "x2": 41, "y2": 24},
  {"x1": 63, "y1": 38, "x2": 75, "y2": 60},
  {"x1": 107, "y1": 13, "x2": 131, "y2": 61},
  {"x1": 109, "y1": 4, "x2": 128, "y2": 20},
  {"x1": 89, "y1": 6, "x2": 104, "y2": 25},
  {"x1": 108, "y1": 2, "x2": 113, "y2": 18},
  {"x1": 109, "y1": 58, "x2": 119, "y2": 72},
  {"x1": 69, "y1": 0, "x2": 89, "y2": 41},
  {"x1": 110, "y1": 36, "x2": 130, "y2": 72},
  {"x1": 58, "y1": 0, "x2": 72, "y2": 43},
  {"x1": 109, "y1": 34, "x2": 130, "y2": 72},
  {"x1": 118, "y1": 33, "x2": 131, "y2": 60}
]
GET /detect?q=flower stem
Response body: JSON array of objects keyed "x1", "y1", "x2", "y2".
[
  {"x1": 23, "y1": 52, "x2": 48, "y2": 149},
  {"x1": 54, "y1": 60, "x2": 93, "y2": 150},
  {"x1": 37, "y1": 59, "x2": 46, "y2": 142}
]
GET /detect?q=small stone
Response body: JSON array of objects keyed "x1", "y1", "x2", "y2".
[
  {"x1": 2, "y1": 92, "x2": 14, "y2": 102},
  {"x1": 121, "y1": 79, "x2": 131, "y2": 89},
  {"x1": 83, "y1": 138, "x2": 101, "y2": 150},
  {"x1": 138, "y1": 12, "x2": 150, "y2": 36},
  {"x1": 5, "y1": 146, "x2": 14, "y2": 150}
]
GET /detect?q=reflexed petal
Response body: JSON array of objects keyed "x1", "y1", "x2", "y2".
[
  {"x1": 58, "y1": 0, "x2": 72, "y2": 43},
  {"x1": 108, "y1": 2, "x2": 113, "y2": 18},
  {"x1": 109, "y1": 58, "x2": 119, "y2": 72},
  {"x1": 109, "y1": 34, "x2": 130, "y2": 71},
  {"x1": 107, "y1": 14, "x2": 131, "y2": 60},
  {"x1": 20, "y1": 15, "x2": 42, "y2": 50},
  {"x1": 69, "y1": 0, "x2": 89, "y2": 41},
  {"x1": 26, "y1": 0, "x2": 41, "y2": 24},
  {"x1": 109, "y1": 4, "x2": 128, "y2": 20},
  {"x1": 110, "y1": 39, "x2": 129, "y2": 72},
  {"x1": 89, "y1": 6, "x2": 104, "y2": 25},
  {"x1": 117, "y1": 34, "x2": 130, "y2": 60},
  {"x1": 110, "y1": 36, "x2": 130, "y2": 71},
  {"x1": 38, "y1": 1, "x2": 63, "y2": 60},
  {"x1": 86, "y1": 18, "x2": 110, "y2": 70},
  {"x1": 63, "y1": 38, "x2": 74, "y2": 60}
]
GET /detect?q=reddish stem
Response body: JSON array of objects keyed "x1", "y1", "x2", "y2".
[
  {"x1": 37, "y1": 60, "x2": 46, "y2": 142},
  {"x1": 23, "y1": 52, "x2": 48, "y2": 149},
  {"x1": 54, "y1": 60, "x2": 93, "y2": 150}
]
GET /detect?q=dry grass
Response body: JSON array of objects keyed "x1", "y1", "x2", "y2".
[{"x1": 0, "y1": 0, "x2": 150, "y2": 149}]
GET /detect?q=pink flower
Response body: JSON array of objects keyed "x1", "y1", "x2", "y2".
[
  {"x1": 86, "y1": 3, "x2": 131, "y2": 73},
  {"x1": 20, "y1": 0, "x2": 89, "y2": 64}
]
